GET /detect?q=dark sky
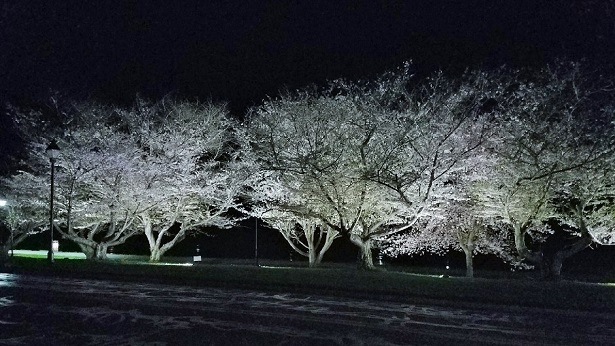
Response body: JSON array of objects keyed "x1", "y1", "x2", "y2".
[{"x1": 1, "y1": 1, "x2": 614, "y2": 116}]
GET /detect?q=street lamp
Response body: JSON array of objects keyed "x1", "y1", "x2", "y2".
[
  {"x1": 0, "y1": 199, "x2": 8, "y2": 257},
  {"x1": 46, "y1": 139, "x2": 60, "y2": 264},
  {"x1": 254, "y1": 217, "x2": 259, "y2": 267}
]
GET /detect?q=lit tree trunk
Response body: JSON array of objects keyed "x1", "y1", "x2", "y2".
[
  {"x1": 147, "y1": 225, "x2": 187, "y2": 262},
  {"x1": 315, "y1": 228, "x2": 339, "y2": 265},
  {"x1": 464, "y1": 248, "x2": 474, "y2": 278},
  {"x1": 61, "y1": 216, "x2": 139, "y2": 261},
  {"x1": 351, "y1": 236, "x2": 375, "y2": 270},
  {"x1": 306, "y1": 226, "x2": 317, "y2": 267},
  {"x1": 95, "y1": 243, "x2": 108, "y2": 260},
  {"x1": 143, "y1": 214, "x2": 165, "y2": 262},
  {"x1": 459, "y1": 241, "x2": 474, "y2": 278},
  {"x1": 143, "y1": 216, "x2": 158, "y2": 261},
  {"x1": 513, "y1": 222, "x2": 542, "y2": 264},
  {"x1": 0, "y1": 232, "x2": 31, "y2": 266},
  {"x1": 458, "y1": 228, "x2": 476, "y2": 278},
  {"x1": 279, "y1": 233, "x2": 310, "y2": 265},
  {"x1": 78, "y1": 242, "x2": 108, "y2": 260},
  {"x1": 307, "y1": 250, "x2": 317, "y2": 267},
  {"x1": 149, "y1": 247, "x2": 164, "y2": 263},
  {"x1": 279, "y1": 223, "x2": 339, "y2": 268}
]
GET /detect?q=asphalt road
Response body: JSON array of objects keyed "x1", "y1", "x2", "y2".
[{"x1": 0, "y1": 273, "x2": 614, "y2": 345}]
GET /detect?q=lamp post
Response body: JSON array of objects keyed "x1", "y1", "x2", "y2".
[
  {"x1": 0, "y1": 199, "x2": 7, "y2": 258},
  {"x1": 254, "y1": 217, "x2": 259, "y2": 267},
  {"x1": 46, "y1": 139, "x2": 60, "y2": 264}
]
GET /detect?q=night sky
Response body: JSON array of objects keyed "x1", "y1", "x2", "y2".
[{"x1": 1, "y1": 1, "x2": 613, "y2": 118}]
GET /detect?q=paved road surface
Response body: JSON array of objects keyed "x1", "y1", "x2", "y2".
[{"x1": 0, "y1": 273, "x2": 614, "y2": 345}]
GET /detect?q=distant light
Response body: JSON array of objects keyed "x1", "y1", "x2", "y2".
[
  {"x1": 259, "y1": 265, "x2": 295, "y2": 269},
  {"x1": 148, "y1": 262, "x2": 194, "y2": 267},
  {"x1": 446, "y1": 265, "x2": 450, "y2": 270}
]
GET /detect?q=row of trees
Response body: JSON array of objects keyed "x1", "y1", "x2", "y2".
[
  {"x1": 247, "y1": 61, "x2": 615, "y2": 278},
  {"x1": 1, "y1": 61, "x2": 614, "y2": 279},
  {"x1": 1, "y1": 98, "x2": 252, "y2": 262}
]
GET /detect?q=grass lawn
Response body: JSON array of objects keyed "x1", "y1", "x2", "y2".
[{"x1": 3, "y1": 252, "x2": 615, "y2": 314}]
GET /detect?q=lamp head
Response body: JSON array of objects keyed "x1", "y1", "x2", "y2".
[{"x1": 46, "y1": 139, "x2": 61, "y2": 161}]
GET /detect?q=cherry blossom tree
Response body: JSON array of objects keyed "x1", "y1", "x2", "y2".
[
  {"x1": 549, "y1": 156, "x2": 615, "y2": 274},
  {"x1": 357, "y1": 68, "x2": 512, "y2": 268},
  {"x1": 380, "y1": 142, "x2": 517, "y2": 279},
  {"x1": 7, "y1": 97, "x2": 252, "y2": 261},
  {"x1": 34, "y1": 102, "x2": 147, "y2": 260},
  {"x1": 247, "y1": 65, "x2": 508, "y2": 269},
  {"x1": 248, "y1": 173, "x2": 340, "y2": 267},
  {"x1": 7, "y1": 100, "x2": 157, "y2": 260},
  {"x1": 474, "y1": 62, "x2": 615, "y2": 279},
  {"x1": 383, "y1": 200, "x2": 515, "y2": 278},
  {"x1": 0, "y1": 172, "x2": 49, "y2": 264},
  {"x1": 3, "y1": 101, "x2": 121, "y2": 259},
  {"x1": 128, "y1": 100, "x2": 249, "y2": 262},
  {"x1": 247, "y1": 87, "x2": 406, "y2": 269},
  {"x1": 262, "y1": 212, "x2": 340, "y2": 267}
]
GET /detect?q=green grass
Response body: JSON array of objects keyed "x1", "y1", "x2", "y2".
[{"x1": 3, "y1": 254, "x2": 615, "y2": 314}]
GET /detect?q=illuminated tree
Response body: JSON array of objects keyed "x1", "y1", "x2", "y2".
[
  {"x1": 0, "y1": 172, "x2": 49, "y2": 264},
  {"x1": 249, "y1": 173, "x2": 340, "y2": 267},
  {"x1": 474, "y1": 62, "x2": 615, "y2": 278},
  {"x1": 247, "y1": 65, "x2": 508, "y2": 269},
  {"x1": 7, "y1": 98, "x2": 250, "y2": 261},
  {"x1": 129, "y1": 100, "x2": 247, "y2": 262},
  {"x1": 360, "y1": 67, "x2": 511, "y2": 269},
  {"x1": 263, "y1": 213, "x2": 340, "y2": 267},
  {"x1": 248, "y1": 87, "x2": 407, "y2": 269},
  {"x1": 383, "y1": 199, "x2": 515, "y2": 278},
  {"x1": 550, "y1": 157, "x2": 615, "y2": 273},
  {"x1": 48, "y1": 104, "x2": 147, "y2": 260},
  {"x1": 380, "y1": 140, "x2": 517, "y2": 279},
  {"x1": 3, "y1": 100, "x2": 144, "y2": 260}
]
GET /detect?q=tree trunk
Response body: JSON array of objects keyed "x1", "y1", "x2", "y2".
[
  {"x1": 539, "y1": 210, "x2": 593, "y2": 281},
  {"x1": 315, "y1": 228, "x2": 339, "y2": 267},
  {"x1": 314, "y1": 247, "x2": 328, "y2": 267},
  {"x1": 79, "y1": 243, "x2": 95, "y2": 260},
  {"x1": 549, "y1": 253, "x2": 564, "y2": 279},
  {"x1": 149, "y1": 232, "x2": 186, "y2": 262},
  {"x1": 143, "y1": 216, "x2": 160, "y2": 262},
  {"x1": 513, "y1": 222, "x2": 542, "y2": 265},
  {"x1": 352, "y1": 237, "x2": 375, "y2": 270},
  {"x1": 150, "y1": 247, "x2": 163, "y2": 262},
  {"x1": 540, "y1": 252, "x2": 564, "y2": 280},
  {"x1": 79, "y1": 243, "x2": 108, "y2": 260},
  {"x1": 540, "y1": 237, "x2": 591, "y2": 280},
  {"x1": 458, "y1": 229, "x2": 475, "y2": 278},
  {"x1": 462, "y1": 245, "x2": 474, "y2": 278},
  {"x1": 94, "y1": 243, "x2": 108, "y2": 260},
  {"x1": 308, "y1": 250, "x2": 317, "y2": 268}
]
